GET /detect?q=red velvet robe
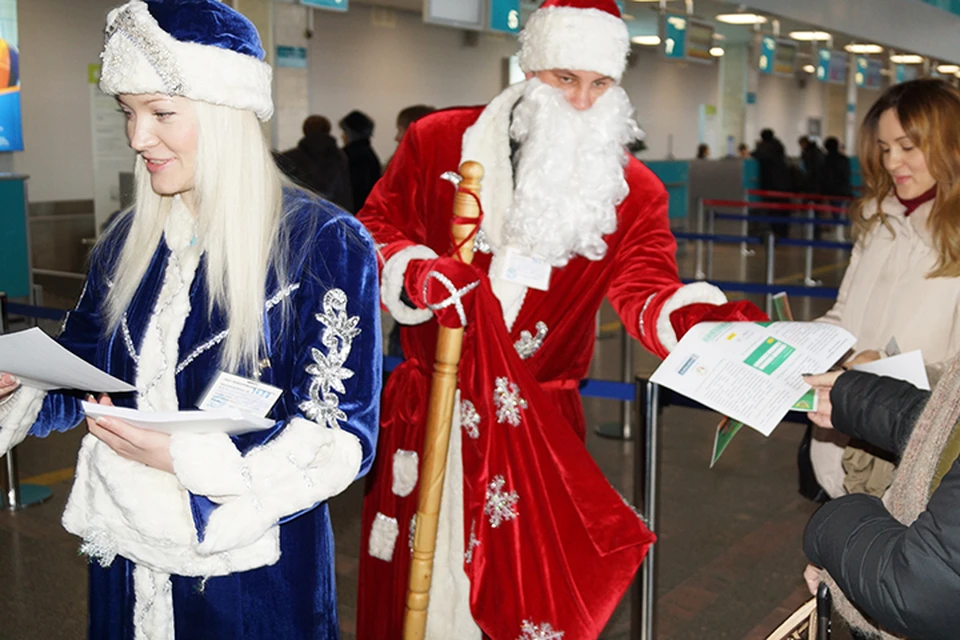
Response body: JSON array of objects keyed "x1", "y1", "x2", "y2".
[{"x1": 357, "y1": 103, "x2": 698, "y2": 639}]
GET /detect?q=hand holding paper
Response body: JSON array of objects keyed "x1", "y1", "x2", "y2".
[
  {"x1": 85, "y1": 395, "x2": 174, "y2": 473},
  {"x1": 651, "y1": 321, "x2": 856, "y2": 436}
]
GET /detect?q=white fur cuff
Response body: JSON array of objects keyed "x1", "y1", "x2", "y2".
[
  {"x1": 392, "y1": 449, "x2": 419, "y2": 497},
  {"x1": 171, "y1": 417, "x2": 363, "y2": 555},
  {"x1": 0, "y1": 386, "x2": 46, "y2": 455},
  {"x1": 655, "y1": 282, "x2": 727, "y2": 353},
  {"x1": 518, "y1": 7, "x2": 630, "y2": 81},
  {"x1": 381, "y1": 244, "x2": 438, "y2": 325},
  {"x1": 369, "y1": 512, "x2": 399, "y2": 562}
]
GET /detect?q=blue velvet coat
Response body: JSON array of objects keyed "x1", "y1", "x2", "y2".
[{"x1": 27, "y1": 192, "x2": 380, "y2": 639}]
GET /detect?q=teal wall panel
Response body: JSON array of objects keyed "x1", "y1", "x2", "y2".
[
  {"x1": 0, "y1": 175, "x2": 29, "y2": 298},
  {"x1": 645, "y1": 160, "x2": 690, "y2": 220}
]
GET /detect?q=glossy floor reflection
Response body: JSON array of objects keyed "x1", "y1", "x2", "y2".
[{"x1": 0, "y1": 237, "x2": 858, "y2": 639}]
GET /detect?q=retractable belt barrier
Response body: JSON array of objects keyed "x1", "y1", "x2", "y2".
[{"x1": 745, "y1": 188, "x2": 855, "y2": 203}]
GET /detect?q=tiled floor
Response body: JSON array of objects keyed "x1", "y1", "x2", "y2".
[{"x1": 0, "y1": 235, "x2": 858, "y2": 639}]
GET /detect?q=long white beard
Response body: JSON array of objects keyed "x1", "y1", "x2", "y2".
[{"x1": 503, "y1": 79, "x2": 642, "y2": 267}]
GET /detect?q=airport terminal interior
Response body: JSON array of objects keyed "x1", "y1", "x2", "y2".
[{"x1": 2, "y1": 0, "x2": 960, "y2": 638}]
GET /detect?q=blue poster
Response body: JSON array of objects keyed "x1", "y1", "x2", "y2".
[
  {"x1": 663, "y1": 14, "x2": 687, "y2": 59},
  {"x1": 489, "y1": 0, "x2": 520, "y2": 34},
  {"x1": 0, "y1": 0, "x2": 22, "y2": 152},
  {"x1": 758, "y1": 36, "x2": 776, "y2": 74}
]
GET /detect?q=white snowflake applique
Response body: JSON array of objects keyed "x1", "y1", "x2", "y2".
[
  {"x1": 460, "y1": 399, "x2": 481, "y2": 440},
  {"x1": 484, "y1": 475, "x2": 519, "y2": 528},
  {"x1": 494, "y1": 377, "x2": 527, "y2": 427},
  {"x1": 518, "y1": 620, "x2": 564, "y2": 640},
  {"x1": 299, "y1": 289, "x2": 361, "y2": 428}
]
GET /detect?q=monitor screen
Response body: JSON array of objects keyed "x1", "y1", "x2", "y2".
[
  {"x1": 0, "y1": 0, "x2": 22, "y2": 152},
  {"x1": 773, "y1": 40, "x2": 797, "y2": 76},
  {"x1": 685, "y1": 19, "x2": 715, "y2": 62}
]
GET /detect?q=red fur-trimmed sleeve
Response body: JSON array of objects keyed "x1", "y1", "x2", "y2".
[{"x1": 606, "y1": 163, "x2": 724, "y2": 358}]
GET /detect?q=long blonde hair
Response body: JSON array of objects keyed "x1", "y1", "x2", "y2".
[
  {"x1": 854, "y1": 78, "x2": 960, "y2": 277},
  {"x1": 103, "y1": 100, "x2": 287, "y2": 373}
]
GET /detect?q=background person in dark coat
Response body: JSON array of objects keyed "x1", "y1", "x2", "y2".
[
  {"x1": 339, "y1": 110, "x2": 382, "y2": 212},
  {"x1": 276, "y1": 115, "x2": 353, "y2": 211},
  {"x1": 798, "y1": 135, "x2": 826, "y2": 195},
  {"x1": 821, "y1": 136, "x2": 853, "y2": 200},
  {"x1": 752, "y1": 128, "x2": 792, "y2": 237}
]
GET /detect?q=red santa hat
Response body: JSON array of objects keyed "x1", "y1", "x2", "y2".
[{"x1": 518, "y1": 0, "x2": 630, "y2": 82}]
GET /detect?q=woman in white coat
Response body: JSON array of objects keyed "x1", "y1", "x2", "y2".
[{"x1": 812, "y1": 78, "x2": 960, "y2": 499}]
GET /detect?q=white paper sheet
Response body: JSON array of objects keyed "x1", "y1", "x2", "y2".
[
  {"x1": 651, "y1": 321, "x2": 856, "y2": 436},
  {"x1": 81, "y1": 402, "x2": 275, "y2": 435},
  {"x1": 852, "y1": 350, "x2": 930, "y2": 391},
  {"x1": 0, "y1": 327, "x2": 135, "y2": 392}
]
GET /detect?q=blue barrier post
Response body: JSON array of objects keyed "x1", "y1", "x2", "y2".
[
  {"x1": 0, "y1": 293, "x2": 53, "y2": 511},
  {"x1": 804, "y1": 207, "x2": 821, "y2": 287},
  {"x1": 632, "y1": 378, "x2": 660, "y2": 640}
]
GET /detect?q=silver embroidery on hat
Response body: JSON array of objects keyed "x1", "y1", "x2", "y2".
[{"x1": 104, "y1": 7, "x2": 185, "y2": 95}]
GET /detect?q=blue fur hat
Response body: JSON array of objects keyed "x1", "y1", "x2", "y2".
[{"x1": 99, "y1": 0, "x2": 273, "y2": 120}]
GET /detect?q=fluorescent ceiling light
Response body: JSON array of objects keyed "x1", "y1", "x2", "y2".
[
  {"x1": 803, "y1": 64, "x2": 816, "y2": 73},
  {"x1": 710, "y1": 47, "x2": 725, "y2": 57},
  {"x1": 937, "y1": 64, "x2": 959, "y2": 74},
  {"x1": 789, "y1": 30, "x2": 830, "y2": 41},
  {"x1": 631, "y1": 35, "x2": 661, "y2": 46},
  {"x1": 845, "y1": 43, "x2": 883, "y2": 54},
  {"x1": 715, "y1": 13, "x2": 767, "y2": 25},
  {"x1": 890, "y1": 54, "x2": 923, "y2": 64}
]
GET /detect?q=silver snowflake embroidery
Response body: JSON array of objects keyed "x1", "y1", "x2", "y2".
[
  {"x1": 299, "y1": 289, "x2": 361, "y2": 428},
  {"x1": 484, "y1": 475, "x2": 519, "y2": 528},
  {"x1": 409, "y1": 514, "x2": 417, "y2": 554},
  {"x1": 494, "y1": 377, "x2": 527, "y2": 426},
  {"x1": 465, "y1": 519, "x2": 480, "y2": 564},
  {"x1": 514, "y1": 321, "x2": 548, "y2": 360},
  {"x1": 460, "y1": 399, "x2": 481, "y2": 440},
  {"x1": 518, "y1": 620, "x2": 564, "y2": 640}
]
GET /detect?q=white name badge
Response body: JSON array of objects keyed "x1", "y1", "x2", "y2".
[
  {"x1": 499, "y1": 247, "x2": 552, "y2": 291},
  {"x1": 197, "y1": 371, "x2": 283, "y2": 418}
]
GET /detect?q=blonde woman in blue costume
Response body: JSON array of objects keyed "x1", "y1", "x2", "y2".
[{"x1": 0, "y1": 1, "x2": 380, "y2": 637}]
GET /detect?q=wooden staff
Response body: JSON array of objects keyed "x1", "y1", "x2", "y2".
[{"x1": 403, "y1": 161, "x2": 484, "y2": 640}]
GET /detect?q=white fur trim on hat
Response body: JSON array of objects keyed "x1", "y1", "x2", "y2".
[
  {"x1": 99, "y1": 1, "x2": 274, "y2": 121},
  {"x1": 518, "y1": 6, "x2": 630, "y2": 81},
  {"x1": 655, "y1": 282, "x2": 727, "y2": 353}
]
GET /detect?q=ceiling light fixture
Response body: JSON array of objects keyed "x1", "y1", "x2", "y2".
[
  {"x1": 789, "y1": 30, "x2": 830, "y2": 41},
  {"x1": 845, "y1": 43, "x2": 883, "y2": 54},
  {"x1": 710, "y1": 47, "x2": 725, "y2": 57},
  {"x1": 631, "y1": 35, "x2": 662, "y2": 46},
  {"x1": 803, "y1": 64, "x2": 816, "y2": 73},
  {"x1": 889, "y1": 54, "x2": 923, "y2": 64},
  {"x1": 937, "y1": 64, "x2": 960, "y2": 74},
  {"x1": 715, "y1": 13, "x2": 767, "y2": 25}
]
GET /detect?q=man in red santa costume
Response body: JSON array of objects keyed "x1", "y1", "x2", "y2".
[{"x1": 357, "y1": 0, "x2": 764, "y2": 637}]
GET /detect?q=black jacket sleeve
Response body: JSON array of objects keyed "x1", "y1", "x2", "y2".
[
  {"x1": 830, "y1": 371, "x2": 929, "y2": 459},
  {"x1": 804, "y1": 457, "x2": 960, "y2": 640}
]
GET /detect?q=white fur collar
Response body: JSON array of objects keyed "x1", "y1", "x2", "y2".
[{"x1": 460, "y1": 82, "x2": 529, "y2": 331}]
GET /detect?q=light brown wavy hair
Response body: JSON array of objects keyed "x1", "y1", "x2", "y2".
[{"x1": 854, "y1": 78, "x2": 960, "y2": 277}]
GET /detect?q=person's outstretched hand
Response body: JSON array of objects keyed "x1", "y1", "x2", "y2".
[
  {"x1": 803, "y1": 370, "x2": 844, "y2": 430},
  {"x1": 0, "y1": 373, "x2": 19, "y2": 401},
  {"x1": 669, "y1": 300, "x2": 768, "y2": 344}
]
